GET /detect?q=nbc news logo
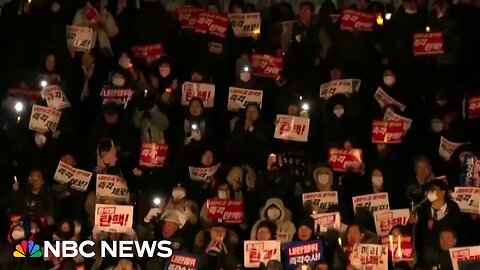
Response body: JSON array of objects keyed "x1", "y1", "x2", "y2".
[{"x1": 13, "y1": 240, "x2": 42, "y2": 258}]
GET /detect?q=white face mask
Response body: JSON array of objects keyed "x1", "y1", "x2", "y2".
[
  {"x1": 383, "y1": 75, "x2": 396, "y2": 86},
  {"x1": 333, "y1": 106, "x2": 344, "y2": 118},
  {"x1": 427, "y1": 191, "x2": 438, "y2": 202},
  {"x1": 12, "y1": 229, "x2": 25, "y2": 240},
  {"x1": 372, "y1": 176, "x2": 384, "y2": 187},
  {"x1": 318, "y1": 174, "x2": 330, "y2": 185},
  {"x1": 112, "y1": 77, "x2": 125, "y2": 87},
  {"x1": 240, "y1": 71, "x2": 251, "y2": 82},
  {"x1": 431, "y1": 120, "x2": 444, "y2": 133},
  {"x1": 159, "y1": 67, "x2": 171, "y2": 78},
  {"x1": 405, "y1": 8, "x2": 417, "y2": 14},
  {"x1": 267, "y1": 207, "x2": 281, "y2": 221},
  {"x1": 51, "y1": 2, "x2": 61, "y2": 12},
  {"x1": 218, "y1": 190, "x2": 228, "y2": 199},
  {"x1": 172, "y1": 189, "x2": 186, "y2": 201},
  {"x1": 35, "y1": 134, "x2": 47, "y2": 147},
  {"x1": 118, "y1": 57, "x2": 131, "y2": 69}
]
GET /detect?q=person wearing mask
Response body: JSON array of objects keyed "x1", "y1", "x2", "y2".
[
  {"x1": 163, "y1": 185, "x2": 199, "y2": 226},
  {"x1": 250, "y1": 198, "x2": 296, "y2": 243},
  {"x1": 199, "y1": 182, "x2": 236, "y2": 228},
  {"x1": 370, "y1": 168, "x2": 385, "y2": 194},
  {"x1": 302, "y1": 163, "x2": 335, "y2": 215},
  {"x1": 253, "y1": 220, "x2": 278, "y2": 240}
]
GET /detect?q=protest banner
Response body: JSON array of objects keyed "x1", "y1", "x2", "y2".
[
  {"x1": 8, "y1": 88, "x2": 41, "y2": 103},
  {"x1": 371, "y1": 120, "x2": 404, "y2": 144},
  {"x1": 176, "y1": 6, "x2": 205, "y2": 29},
  {"x1": 310, "y1": 212, "x2": 341, "y2": 233},
  {"x1": 94, "y1": 204, "x2": 133, "y2": 233},
  {"x1": 380, "y1": 235, "x2": 414, "y2": 262},
  {"x1": 53, "y1": 161, "x2": 92, "y2": 192},
  {"x1": 66, "y1": 25, "x2": 93, "y2": 52},
  {"x1": 165, "y1": 252, "x2": 198, "y2": 270},
  {"x1": 42, "y1": 85, "x2": 71, "y2": 110},
  {"x1": 194, "y1": 12, "x2": 229, "y2": 38},
  {"x1": 10, "y1": 214, "x2": 49, "y2": 228},
  {"x1": 374, "y1": 88, "x2": 406, "y2": 111},
  {"x1": 181, "y1": 82, "x2": 215, "y2": 108},
  {"x1": 319, "y1": 79, "x2": 361, "y2": 99},
  {"x1": 228, "y1": 12, "x2": 261, "y2": 37},
  {"x1": 353, "y1": 193, "x2": 390, "y2": 214},
  {"x1": 100, "y1": 86, "x2": 134, "y2": 107},
  {"x1": 468, "y1": 96, "x2": 480, "y2": 119},
  {"x1": 449, "y1": 246, "x2": 480, "y2": 270},
  {"x1": 374, "y1": 209, "x2": 410, "y2": 236},
  {"x1": 244, "y1": 240, "x2": 281, "y2": 268},
  {"x1": 302, "y1": 191, "x2": 338, "y2": 211},
  {"x1": 413, "y1": 32, "x2": 444, "y2": 56},
  {"x1": 451, "y1": 187, "x2": 480, "y2": 214},
  {"x1": 189, "y1": 163, "x2": 221, "y2": 182},
  {"x1": 350, "y1": 244, "x2": 388, "y2": 270},
  {"x1": 227, "y1": 87, "x2": 263, "y2": 111},
  {"x1": 284, "y1": 240, "x2": 323, "y2": 270},
  {"x1": 206, "y1": 198, "x2": 244, "y2": 223},
  {"x1": 439, "y1": 136, "x2": 468, "y2": 161},
  {"x1": 340, "y1": 9, "x2": 375, "y2": 32},
  {"x1": 96, "y1": 174, "x2": 129, "y2": 202},
  {"x1": 328, "y1": 148, "x2": 363, "y2": 172},
  {"x1": 131, "y1": 43, "x2": 165, "y2": 60},
  {"x1": 384, "y1": 108, "x2": 412, "y2": 135},
  {"x1": 139, "y1": 142, "x2": 169, "y2": 168},
  {"x1": 29, "y1": 105, "x2": 61, "y2": 132},
  {"x1": 250, "y1": 54, "x2": 284, "y2": 78},
  {"x1": 458, "y1": 152, "x2": 477, "y2": 187},
  {"x1": 274, "y1": 115, "x2": 310, "y2": 142}
]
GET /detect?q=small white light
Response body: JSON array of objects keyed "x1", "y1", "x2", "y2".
[
  {"x1": 191, "y1": 124, "x2": 198, "y2": 130},
  {"x1": 153, "y1": 197, "x2": 161, "y2": 206},
  {"x1": 302, "y1": 103, "x2": 309, "y2": 111},
  {"x1": 14, "y1": 102, "x2": 23, "y2": 113},
  {"x1": 385, "y1": 13, "x2": 392, "y2": 20},
  {"x1": 243, "y1": 66, "x2": 249, "y2": 72},
  {"x1": 144, "y1": 89, "x2": 148, "y2": 97},
  {"x1": 40, "y1": 80, "x2": 48, "y2": 88}
]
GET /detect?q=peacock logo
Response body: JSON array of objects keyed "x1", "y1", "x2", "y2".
[{"x1": 13, "y1": 240, "x2": 42, "y2": 258}]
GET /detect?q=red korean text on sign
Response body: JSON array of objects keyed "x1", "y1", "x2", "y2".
[
  {"x1": 371, "y1": 120, "x2": 404, "y2": 144},
  {"x1": 250, "y1": 54, "x2": 284, "y2": 79},
  {"x1": 139, "y1": 142, "x2": 169, "y2": 168},
  {"x1": 413, "y1": 32, "x2": 444, "y2": 56},
  {"x1": 340, "y1": 9, "x2": 375, "y2": 32},
  {"x1": 176, "y1": 6, "x2": 205, "y2": 29},
  {"x1": 99, "y1": 213, "x2": 130, "y2": 227},
  {"x1": 207, "y1": 198, "x2": 243, "y2": 224},
  {"x1": 194, "y1": 13, "x2": 229, "y2": 38},
  {"x1": 9, "y1": 88, "x2": 41, "y2": 103},
  {"x1": 328, "y1": 148, "x2": 363, "y2": 172},
  {"x1": 131, "y1": 43, "x2": 165, "y2": 59},
  {"x1": 468, "y1": 96, "x2": 480, "y2": 119}
]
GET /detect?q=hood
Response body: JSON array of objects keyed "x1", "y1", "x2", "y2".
[
  {"x1": 226, "y1": 165, "x2": 256, "y2": 191},
  {"x1": 312, "y1": 163, "x2": 334, "y2": 190},
  {"x1": 260, "y1": 198, "x2": 290, "y2": 222}
]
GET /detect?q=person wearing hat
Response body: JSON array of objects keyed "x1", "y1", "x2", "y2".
[
  {"x1": 265, "y1": 259, "x2": 283, "y2": 270},
  {"x1": 408, "y1": 178, "x2": 461, "y2": 267},
  {"x1": 293, "y1": 215, "x2": 315, "y2": 242}
]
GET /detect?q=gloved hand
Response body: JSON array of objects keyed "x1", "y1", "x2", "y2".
[{"x1": 144, "y1": 208, "x2": 162, "y2": 223}]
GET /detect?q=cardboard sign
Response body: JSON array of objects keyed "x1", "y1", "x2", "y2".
[
  {"x1": 371, "y1": 120, "x2": 404, "y2": 144},
  {"x1": 53, "y1": 161, "x2": 92, "y2": 192},
  {"x1": 194, "y1": 12, "x2": 229, "y2": 38},
  {"x1": 413, "y1": 32, "x2": 444, "y2": 56},
  {"x1": 449, "y1": 246, "x2": 480, "y2": 270},
  {"x1": 350, "y1": 244, "x2": 388, "y2": 270},
  {"x1": 439, "y1": 136, "x2": 467, "y2": 161},
  {"x1": 206, "y1": 198, "x2": 244, "y2": 223},
  {"x1": 131, "y1": 43, "x2": 165, "y2": 60},
  {"x1": 274, "y1": 114, "x2": 310, "y2": 142},
  {"x1": 139, "y1": 142, "x2": 168, "y2": 168},
  {"x1": 451, "y1": 187, "x2": 480, "y2": 214},
  {"x1": 96, "y1": 174, "x2": 129, "y2": 202},
  {"x1": 340, "y1": 9, "x2": 375, "y2": 32},
  {"x1": 250, "y1": 54, "x2": 284, "y2": 78},
  {"x1": 227, "y1": 87, "x2": 263, "y2": 111},
  {"x1": 384, "y1": 108, "x2": 412, "y2": 136},
  {"x1": 42, "y1": 85, "x2": 71, "y2": 110},
  {"x1": 94, "y1": 204, "x2": 133, "y2": 233},
  {"x1": 228, "y1": 12, "x2": 261, "y2": 37},
  {"x1": 310, "y1": 212, "x2": 341, "y2": 233},
  {"x1": 181, "y1": 82, "x2": 215, "y2": 108},
  {"x1": 284, "y1": 240, "x2": 322, "y2": 269},
  {"x1": 352, "y1": 193, "x2": 390, "y2": 214},
  {"x1": 302, "y1": 191, "x2": 338, "y2": 211},
  {"x1": 319, "y1": 79, "x2": 361, "y2": 99},
  {"x1": 176, "y1": 6, "x2": 205, "y2": 29},
  {"x1": 327, "y1": 148, "x2": 363, "y2": 172},
  {"x1": 66, "y1": 25, "x2": 93, "y2": 52},
  {"x1": 373, "y1": 209, "x2": 410, "y2": 236},
  {"x1": 374, "y1": 88, "x2": 406, "y2": 111},
  {"x1": 467, "y1": 96, "x2": 480, "y2": 120},
  {"x1": 100, "y1": 87, "x2": 134, "y2": 107},
  {"x1": 189, "y1": 163, "x2": 221, "y2": 182},
  {"x1": 243, "y1": 240, "x2": 281, "y2": 268},
  {"x1": 29, "y1": 105, "x2": 61, "y2": 132},
  {"x1": 380, "y1": 235, "x2": 414, "y2": 262},
  {"x1": 165, "y1": 252, "x2": 198, "y2": 270},
  {"x1": 9, "y1": 88, "x2": 41, "y2": 103}
]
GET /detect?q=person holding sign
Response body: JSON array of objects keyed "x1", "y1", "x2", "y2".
[
  {"x1": 323, "y1": 94, "x2": 360, "y2": 150},
  {"x1": 37, "y1": 54, "x2": 63, "y2": 87},
  {"x1": 180, "y1": 98, "x2": 214, "y2": 150},
  {"x1": 250, "y1": 198, "x2": 296, "y2": 243},
  {"x1": 163, "y1": 185, "x2": 199, "y2": 226}
]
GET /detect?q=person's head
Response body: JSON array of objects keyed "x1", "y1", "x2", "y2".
[
  {"x1": 256, "y1": 220, "x2": 277, "y2": 240},
  {"x1": 81, "y1": 52, "x2": 95, "y2": 68},
  {"x1": 11, "y1": 225, "x2": 26, "y2": 241},
  {"x1": 206, "y1": 3, "x2": 219, "y2": 13},
  {"x1": 111, "y1": 71, "x2": 126, "y2": 87},
  {"x1": 60, "y1": 153, "x2": 77, "y2": 167},
  {"x1": 414, "y1": 156, "x2": 432, "y2": 184},
  {"x1": 29, "y1": 169, "x2": 44, "y2": 192},
  {"x1": 296, "y1": 216, "x2": 314, "y2": 241},
  {"x1": 426, "y1": 179, "x2": 448, "y2": 204},
  {"x1": 161, "y1": 212, "x2": 180, "y2": 238},
  {"x1": 315, "y1": 260, "x2": 329, "y2": 270},
  {"x1": 266, "y1": 205, "x2": 282, "y2": 221},
  {"x1": 229, "y1": 0, "x2": 245, "y2": 13},
  {"x1": 402, "y1": 0, "x2": 418, "y2": 13},
  {"x1": 158, "y1": 58, "x2": 172, "y2": 78},
  {"x1": 116, "y1": 258, "x2": 134, "y2": 270},
  {"x1": 371, "y1": 169, "x2": 384, "y2": 190},
  {"x1": 201, "y1": 150, "x2": 214, "y2": 167},
  {"x1": 287, "y1": 103, "x2": 301, "y2": 116},
  {"x1": 118, "y1": 52, "x2": 132, "y2": 69},
  {"x1": 245, "y1": 103, "x2": 260, "y2": 122},
  {"x1": 266, "y1": 259, "x2": 283, "y2": 270},
  {"x1": 209, "y1": 223, "x2": 227, "y2": 241},
  {"x1": 333, "y1": 103, "x2": 345, "y2": 118},
  {"x1": 171, "y1": 186, "x2": 186, "y2": 202},
  {"x1": 298, "y1": 1, "x2": 315, "y2": 25},
  {"x1": 189, "y1": 97, "x2": 204, "y2": 117},
  {"x1": 56, "y1": 220, "x2": 74, "y2": 240},
  {"x1": 435, "y1": 91, "x2": 448, "y2": 107},
  {"x1": 217, "y1": 183, "x2": 231, "y2": 199},
  {"x1": 191, "y1": 70, "x2": 205, "y2": 82},
  {"x1": 439, "y1": 227, "x2": 457, "y2": 250},
  {"x1": 431, "y1": 118, "x2": 444, "y2": 133},
  {"x1": 44, "y1": 54, "x2": 57, "y2": 72},
  {"x1": 102, "y1": 103, "x2": 120, "y2": 124},
  {"x1": 389, "y1": 225, "x2": 406, "y2": 237},
  {"x1": 346, "y1": 224, "x2": 364, "y2": 245},
  {"x1": 383, "y1": 69, "x2": 396, "y2": 86}
]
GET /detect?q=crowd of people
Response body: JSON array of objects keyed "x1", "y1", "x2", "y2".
[{"x1": 0, "y1": 0, "x2": 480, "y2": 269}]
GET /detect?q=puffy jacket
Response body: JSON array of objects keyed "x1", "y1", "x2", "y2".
[{"x1": 250, "y1": 198, "x2": 296, "y2": 242}]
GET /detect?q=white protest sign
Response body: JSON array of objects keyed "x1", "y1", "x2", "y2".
[
  {"x1": 319, "y1": 79, "x2": 361, "y2": 99},
  {"x1": 451, "y1": 187, "x2": 480, "y2": 214},
  {"x1": 274, "y1": 114, "x2": 310, "y2": 142},
  {"x1": 100, "y1": 87, "x2": 134, "y2": 107},
  {"x1": 189, "y1": 163, "x2": 221, "y2": 182},
  {"x1": 373, "y1": 209, "x2": 410, "y2": 236},
  {"x1": 449, "y1": 246, "x2": 480, "y2": 270},
  {"x1": 384, "y1": 108, "x2": 412, "y2": 136},
  {"x1": 66, "y1": 25, "x2": 93, "y2": 52},
  {"x1": 374, "y1": 87, "x2": 406, "y2": 112},
  {"x1": 227, "y1": 87, "x2": 263, "y2": 111},
  {"x1": 243, "y1": 240, "x2": 281, "y2": 268},
  {"x1": 350, "y1": 244, "x2": 389, "y2": 270},
  {"x1": 228, "y1": 12, "x2": 261, "y2": 37},
  {"x1": 302, "y1": 191, "x2": 338, "y2": 211},
  {"x1": 352, "y1": 193, "x2": 390, "y2": 214},
  {"x1": 439, "y1": 136, "x2": 468, "y2": 161},
  {"x1": 94, "y1": 204, "x2": 133, "y2": 233},
  {"x1": 29, "y1": 105, "x2": 61, "y2": 132},
  {"x1": 96, "y1": 174, "x2": 129, "y2": 202},
  {"x1": 53, "y1": 161, "x2": 92, "y2": 192},
  {"x1": 310, "y1": 212, "x2": 341, "y2": 233},
  {"x1": 181, "y1": 82, "x2": 215, "y2": 108},
  {"x1": 42, "y1": 85, "x2": 71, "y2": 110}
]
